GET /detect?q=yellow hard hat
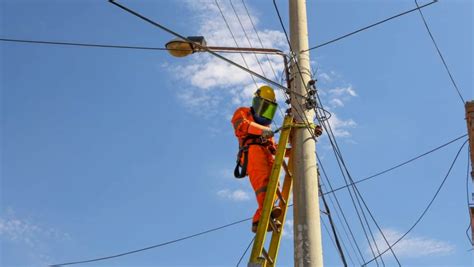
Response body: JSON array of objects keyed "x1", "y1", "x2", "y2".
[{"x1": 255, "y1": 85, "x2": 276, "y2": 103}]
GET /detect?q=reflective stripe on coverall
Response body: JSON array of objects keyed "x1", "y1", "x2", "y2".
[{"x1": 231, "y1": 107, "x2": 276, "y2": 224}]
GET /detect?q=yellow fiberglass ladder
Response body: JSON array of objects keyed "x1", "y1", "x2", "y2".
[{"x1": 247, "y1": 114, "x2": 294, "y2": 267}]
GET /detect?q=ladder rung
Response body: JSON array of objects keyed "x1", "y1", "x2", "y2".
[
  {"x1": 262, "y1": 248, "x2": 274, "y2": 264},
  {"x1": 276, "y1": 189, "x2": 286, "y2": 205},
  {"x1": 282, "y1": 161, "x2": 292, "y2": 178},
  {"x1": 268, "y1": 219, "x2": 281, "y2": 233}
]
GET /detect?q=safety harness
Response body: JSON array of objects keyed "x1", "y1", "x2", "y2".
[{"x1": 234, "y1": 135, "x2": 272, "y2": 178}]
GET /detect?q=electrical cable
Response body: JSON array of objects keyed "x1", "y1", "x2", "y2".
[
  {"x1": 273, "y1": 1, "x2": 397, "y2": 263},
  {"x1": 319, "y1": 183, "x2": 348, "y2": 266},
  {"x1": 235, "y1": 235, "x2": 255, "y2": 267},
  {"x1": 303, "y1": 0, "x2": 438, "y2": 52},
  {"x1": 315, "y1": 93, "x2": 400, "y2": 266},
  {"x1": 323, "y1": 134, "x2": 468, "y2": 196},
  {"x1": 0, "y1": 38, "x2": 169, "y2": 51},
  {"x1": 363, "y1": 139, "x2": 469, "y2": 266},
  {"x1": 318, "y1": 157, "x2": 367, "y2": 264},
  {"x1": 241, "y1": 0, "x2": 279, "y2": 81},
  {"x1": 229, "y1": 0, "x2": 267, "y2": 78},
  {"x1": 49, "y1": 218, "x2": 251, "y2": 266},
  {"x1": 215, "y1": 0, "x2": 258, "y2": 88},
  {"x1": 107, "y1": 0, "x2": 287, "y2": 93},
  {"x1": 414, "y1": 0, "x2": 465, "y2": 105}
]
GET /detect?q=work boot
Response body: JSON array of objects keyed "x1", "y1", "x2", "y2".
[
  {"x1": 271, "y1": 206, "x2": 282, "y2": 219},
  {"x1": 252, "y1": 222, "x2": 259, "y2": 233}
]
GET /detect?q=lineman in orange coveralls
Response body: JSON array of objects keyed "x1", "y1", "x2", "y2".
[{"x1": 232, "y1": 85, "x2": 282, "y2": 233}]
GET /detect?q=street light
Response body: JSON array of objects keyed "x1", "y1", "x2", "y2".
[{"x1": 164, "y1": 36, "x2": 290, "y2": 89}]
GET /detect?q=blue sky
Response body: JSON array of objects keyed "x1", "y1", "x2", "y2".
[{"x1": 1, "y1": 0, "x2": 473, "y2": 266}]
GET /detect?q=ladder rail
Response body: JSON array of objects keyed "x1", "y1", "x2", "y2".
[
  {"x1": 267, "y1": 157, "x2": 293, "y2": 266},
  {"x1": 248, "y1": 115, "x2": 293, "y2": 266}
]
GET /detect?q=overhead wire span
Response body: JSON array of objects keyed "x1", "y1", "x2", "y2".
[
  {"x1": 215, "y1": 0, "x2": 258, "y2": 88},
  {"x1": 0, "y1": 38, "x2": 169, "y2": 51},
  {"x1": 414, "y1": 0, "x2": 465, "y2": 105},
  {"x1": 303, "y1": 0, "x2": 438, "y2": 52},
  {"x1": 235, "y1": 235, "x2": 255, "y2": 267},
  {"x1": 319, "y1": 183, "x2": 348, "y2": 266},
  {"x1": 273, "y1": 1, "x2": 398, "y2": 263},
  {"x1": 49, "y1": 218, "x2": 251, "y2": 266},
  {"x1": 241, "y1": 0, "x2": 279, "y2": 81},
  {"x1": 49, "y1": 134, "x2": 464, "y2": 266},
  {"x1": 0, "y1": 37, "x2": 284, "y2": 55},
  {"x1": 107, "y1": 0, "x2": 287, "y2": 92},
  {"x1": 322, "y1": 133, "x2": 468, "y2": 196},
  {"x1": 229, "y1": 0, "x2": 267, "y2": 78},
  {"x1": 363, "y1": 139, "x2": 469, "y2": 266}
]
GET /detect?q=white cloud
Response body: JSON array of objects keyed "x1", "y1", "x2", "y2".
[
  {"x1": 368, "y1": 228, "x2": 455, "y2": 259},
  {"x1": 329, "y1": 85, "x2": 357, "y2": 97},
  {"x1": 327, "y1": 112, "x2": 357, "y2": 138},
  {"x1": 217, "y1": 189, "x2": 251, "y2": 201},
  {"x1": 169, "y1": 0, "x2": 288, "y2": 115},
  {"x1": 282, "y1": 219, "x2": 293, "y2": 239},
  {"x1": 0, "y1": 217, "x2": 68, "y2": 246}
]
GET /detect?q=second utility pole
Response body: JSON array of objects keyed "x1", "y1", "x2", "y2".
[{"x1": 289, "y1": 0, "x2": 324, "y2": 266}]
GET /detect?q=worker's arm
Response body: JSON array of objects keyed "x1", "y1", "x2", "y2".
[{"x1": 232, "y1": 108, "x2": 271, "y2": 136}]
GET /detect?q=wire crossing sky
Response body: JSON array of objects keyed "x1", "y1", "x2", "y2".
[{"x1": 2, "y1": 0, "x2": 472, "y2": 266}]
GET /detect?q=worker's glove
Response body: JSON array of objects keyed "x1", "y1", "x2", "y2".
[{"x1": 262, "y1": 128, "x2": 274, "y2": 139}]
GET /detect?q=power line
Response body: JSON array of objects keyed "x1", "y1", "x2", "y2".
[
  {"x1": 49, "y1": 218, "x2": 251, "y2": 266},
  {"x1": 303, "y1": 0, "x2": 438, "y2": 52},
  {"x1": 323, "y1": 134, "x2": 468, "y2": 196},
  {"x1": 363, "y1": 139, "x2": 469, "y2": 266},
  {"x1": 229, "y1": 0, "x2": 267, "y2": 78},
  {"x1": 0, "y1": 37, "x2": 279, "y2": 55},
  {"x1": 107, "y1": 0, "x2": 287, "y2": 92},
  {"x1": 0, "y1": 38, "x2": 169, "y2": 51},
  {"x1": 215, "y1": 0, "x2": 258, "y2": 88},
  {"x1": 319, "y1": 183, "x2": 348, "y2": 266},
  {"x1": 241, "y1": 0, "x2": 279, "y2": 81},
  {"x1": 235, "y1": 235, "x2": 255, "y2": 267},
  {"x1": 414, "y1": 0, "x2": 465, "y2": 105},
  {"x1": 50, "y1": 133, "x2": 465, "y2": 265}
]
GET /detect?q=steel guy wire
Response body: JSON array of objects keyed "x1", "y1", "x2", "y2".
[
  {"x1": 229, "y1": 0, "x2": 267, "y2": 78},
  {"x1": 303, "y1": 0, "x2": 438, "y2": 52},
  {"x1": 414, "y1": 0, "x2": 465, "y2": 105},
  {"x1": 323, "y1": 134, "x2": 468, "y2": 196},
  {"x1": 363, "y1": 139, "x2": 469, "y2": 266},
  {"x1": 215, "y1": 0, "x2": 258, "y2": 89}
]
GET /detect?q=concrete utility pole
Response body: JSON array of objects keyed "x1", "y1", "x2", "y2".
[
  {"x1": 289, "y1": 0, "x2": 324, "y2": 265},
  {"x1": 465, "y1": 101, "x2": 474, "y2": 244}
]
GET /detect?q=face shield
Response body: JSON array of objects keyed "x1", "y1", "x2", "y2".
[{"x1": 252, "y1": 97, "x2": 278, "y2": 121}]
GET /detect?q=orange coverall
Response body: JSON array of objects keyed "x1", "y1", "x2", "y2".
[{"x1": 231, "y1": 107, "x2": 276, "y2": 224}]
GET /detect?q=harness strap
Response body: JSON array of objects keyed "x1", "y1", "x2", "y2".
[
  {"x1": 255, "y1": 185, "x2": 268, "y2": 195},
  {"x1": 233, "y1": 136, "x2": 269, "y2": 179}
]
